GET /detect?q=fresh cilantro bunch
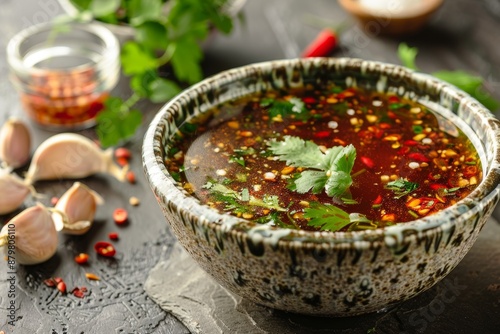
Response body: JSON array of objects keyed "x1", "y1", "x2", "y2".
[
  {"x1": 68, "y1": 0, "x2": 236, "y2": 147},
  {"x1": 398, "y1": 43, "x2": 500, "y2": 112},
  {"x1": 268, "y1": 135, "x2": 356, "y2": 198}
]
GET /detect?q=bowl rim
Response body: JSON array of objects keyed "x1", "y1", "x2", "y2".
[{"x1": 143, "y1": 57, "x2": 500, "y2": 245}]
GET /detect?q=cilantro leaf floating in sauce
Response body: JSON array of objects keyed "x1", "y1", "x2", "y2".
[{"x1": 268, "y1": 136, "x2": 356, "y2": 198}]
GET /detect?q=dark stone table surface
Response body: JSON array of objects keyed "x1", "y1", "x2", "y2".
[{"x1": 0, "y1": 0, "x2": 499, "y2": 333}]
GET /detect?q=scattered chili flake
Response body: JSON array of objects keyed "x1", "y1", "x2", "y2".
[
  {"x1": 302, "y1": 97, "x2": 316, "y2": 104},
  {"x1": 360, "y1": 156, "x2": 375, "y2": 169},
  {"x1": 71, "y1": 287, "x2": 86, "y2": 298},
  {"x1": 113, "y1": 208, "x2": 128, "y2": 224},
  {"x1": 314, "y1": 130, "x2": 331, "y2": 139},
  {"x1": 114, "y1": 147, "x2": 132, "y2": 160},
  {"x1": 94, "y1": 241, "x2": 116, "y2": 257},
  {"x1": 407, "y1": 152, "x2": 430, "y2": 163},
  {"x1": 43, "y1": 278, "x2": 56, "y2": 287},
  {"x1": 57, "y1": 281, "x2": 67, "y2": 294},
  {"x1": 430, "y1": 183, "x2": 447, "y2": 190},
  {"x1": 74, "y1": 253, "x2": 89, "y2": 265},
  {"x1": 372, "y1": 195, "x2": 383, "y2": 205},
  {"x1": 108, "y1": 232, "x2": 119, "y2": 240},
  {"x1": 116, "y1": 157, "x2": 129, "y2": 167},
  {"x1": 85, "y1": 272, "x2": 100, "y2": 281},
  {"x1": 463, "y1": 165, "x2": 478, "y2": 178},
  {"x1": 126, "y1": 170, "x2": 136, "y2": 184},
  {"x1": 50, "y1": 196, "x2": 59, "y2": 206},
  {"x1": 404, "y1": 139, "x2": 418, "y2": 146},
  {"x1": 129, "y1": 196, "x2": 140, "y2": 206}
]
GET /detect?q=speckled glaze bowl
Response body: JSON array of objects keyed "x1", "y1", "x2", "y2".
[{"x1": 143, "y1": 58, "x2": 500, "y2": 316}]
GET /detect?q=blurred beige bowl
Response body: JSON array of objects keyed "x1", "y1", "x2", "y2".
[{"x1": 338, "y1": 0, "x2": 444, "y2": 36}]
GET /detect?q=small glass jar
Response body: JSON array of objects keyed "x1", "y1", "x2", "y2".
[{"x1": 7, "y1": 21, "x2": 120, "y2": 130}]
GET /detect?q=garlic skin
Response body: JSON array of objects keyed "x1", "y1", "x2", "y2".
[
  {"x1": 24, "y1": 133, "x2": 126, "y2": 184},
  {"x1": 0, "y1": 168, "x2": 34, "y2": 215},
  {"x1": 53, "y1": 182, "x2": 104, "y2": 235},
  {"x1": 0, "y1": 118, "x2": 31, "y2": 169},
  {"x1": 0, "y1": 204, "x2": 58, "y2": 265}
]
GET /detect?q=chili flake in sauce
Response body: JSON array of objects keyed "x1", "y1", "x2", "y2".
[{"x1": 165, "y1": 85, "x2": 482, "y2": 232}]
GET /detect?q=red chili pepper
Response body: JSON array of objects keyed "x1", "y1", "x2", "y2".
[
  {"x1": 407, "y1": 152, "x2": 430, "y2": 163},
  {"x1": 314, "y1": 130, "x2": 331, "y2": 139},
  {"x1": 360, "y1": 156, "x2": 375, "y2": 169},
  {"x1": 301, "y1": 28, "x2": 338, "y2": 57},
  {"x1": 113, "y1": 208, "x2": 128, "y2": 225},
  {"x1": 74, "y1": 253, "x2": 89, "y2": 265},
  {"x1": 94, "y1": 241, "x2": 116, "y2": 257}
]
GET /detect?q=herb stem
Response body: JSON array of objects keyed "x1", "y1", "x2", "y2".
[
  {"x1": 121, "y1": 92, "x2": 141, "y2": 113},
  {"x1": 351, "y1": 168, "x2": 366, "y2": 178}
]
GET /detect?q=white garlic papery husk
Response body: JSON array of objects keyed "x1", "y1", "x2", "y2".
[
  {"x1": 53, "y1": 182, "x2": 104, "y2": 235},
  {"x1": 24, "y1": 133, "x2": 126, "y2": 184},
  {"x1": 0, "y1": 168, "x2": 36, "y2": 215},
  {"x1": 0, "y1": 117, "x2": 31, "y2": 169},
  {"x1": 0, "y1": 203, "x2": 58, "y2": 265}
]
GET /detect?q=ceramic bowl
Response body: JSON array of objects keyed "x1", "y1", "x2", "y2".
[
  {"x1": 338, "y1": 0, "x2": 444, "y2": 36},
  {"x1": 143, "y1": 58, "x2": 500, "y2": 316}
]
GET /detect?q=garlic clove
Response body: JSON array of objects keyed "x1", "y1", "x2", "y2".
[
  {"x1": 0, "y1": 117, "x2": 31, "y2": 169},
  {"x1": 24, "y1": 133, "x2": 127, "y2": 184},
  {"x1": 0, "y1": 168, "x2": 35, "y2": 215},
  {"x1": 0, "y1": 203, "x2": 58, "y2": 265},
  {"x1": 53, "y1": 182, "x2": 103, "y2": 235}
]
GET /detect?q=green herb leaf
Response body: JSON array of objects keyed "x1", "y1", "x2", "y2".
[
  {"x1": 148, "y1": 77, "x2": 182, "y2": 103},
  {"x1": 96, "y1": 97, "x2": 142, "y2": 147},
  {"x1": 398, "y1": 43, "x2": 419, "y2": 70},
  {"x1": 268, "y1": 136, "x2": 325, "y2": 169},
  {"x1": 304, "y1": 202, "x2": 351, "y2": 232},
  {"x1": 90, "y1": 0, "x2": 121, "y2": 18},
  {"x1": 170, "y1": 38, "x2": 204, "y2": 84},
  {"x1": 127, "y1": 0, "x2": 163, "y2": 26},
  {"x1": 134, "y1": 21, "x2": 168, "y2": 50},
  {"x1": 120, "y1": 41, "x2": 158, "y2": 75},
  {"x1": 268, "y1": 136, "x2": 356, "y2": 198},
  {"x1": 264, "y1": 98, "x2": 311, "y2": 121},
  {"x1": 397, "y1": 43, "x2": 499, "y2": 112},
  {"x1": 203, "y1": 180, "x2": 286, "y2": 213},
  {"x1": 384, "y1": 178, "x2": 419, "y2": 199}
]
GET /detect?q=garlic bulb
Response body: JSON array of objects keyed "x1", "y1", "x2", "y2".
[
  {"x1": 0, "y1": 204, "x2": 58, "y2": 265},
  {"x1": 0, "y1": 117, "x2": 31, "y2": 169},
  {"x1": 24, "y1": 133, "x2": 126, "y2": 184},
  {"x1": 53, "y1": 182, "x2": 104, "y2": 235},
  {"x1": 0, "y1": 168, "x2": 35, "y2": 215}
]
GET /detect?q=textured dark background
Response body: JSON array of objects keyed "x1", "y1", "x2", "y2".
[{"x1": 0, "y1": 0, "x2": 499, "y2": 333}]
